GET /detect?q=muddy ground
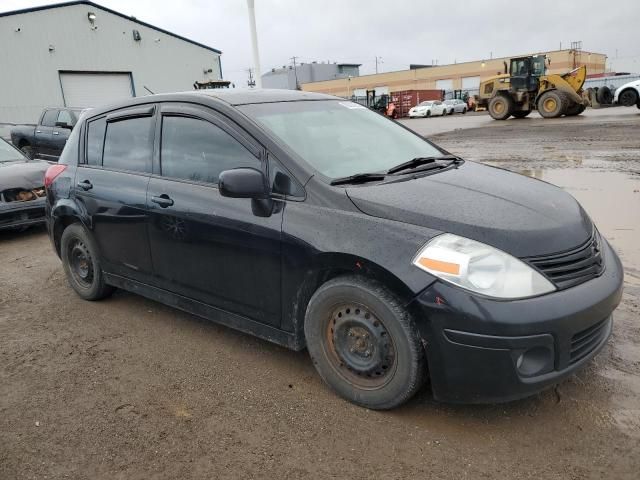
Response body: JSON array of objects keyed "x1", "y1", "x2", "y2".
[{"x1": 1, "y1": 108, "x2": 639, "y2": 479}]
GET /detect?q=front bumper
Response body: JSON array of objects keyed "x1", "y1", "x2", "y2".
[
  {"x1": 408, "y1": 111, "x2": 426, "y2": 117},
  {"x1": 0, "y1": 199, "x2": 46, "y2": 231},
  {"x1": 410, "y1": 237, "x2": 624, "y2": 404}
]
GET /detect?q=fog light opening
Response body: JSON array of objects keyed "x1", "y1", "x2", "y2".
[{"x1": 516, "y1": 346, "x2": 553, "y2": 377}]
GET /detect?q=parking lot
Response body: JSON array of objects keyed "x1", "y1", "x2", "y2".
[{"x1": 1, "y1": 108, "x2": 639, "y2": 479}]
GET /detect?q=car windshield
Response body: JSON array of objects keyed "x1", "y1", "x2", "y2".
[
  {"x1": 0, "y1": 140, "x2": 24, "y2": 163},
  {"x1": 419, "y1": 101, "x2": 433, "y2": 106},
  {"x1": 240, "y1": 100, "x2": 444, "y2": 179}
]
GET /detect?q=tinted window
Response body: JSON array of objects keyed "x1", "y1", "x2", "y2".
[
  {"x1": 41, "y1": 110, "x2": 58, "y2": 127},
  {"x1": 57, "y1": 109, "x2": 74, "y2": 126},
  {"x1": 86, "y1": 117, "x2": 106, "y2": 165},
  {"x1": 103, "y1": 116, "x2": 153, "y2": 173},
  {"x1": 160, "y1": 116, "x2": 260, "y2": 184}
]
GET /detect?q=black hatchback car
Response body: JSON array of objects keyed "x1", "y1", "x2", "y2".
[{"x1": 45, "y1": 90, "x2": 623, "y2": 409}]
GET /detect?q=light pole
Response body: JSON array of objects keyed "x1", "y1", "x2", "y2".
[{"x1": 246, "y1": 0, "x2": 262, "y2": 88}]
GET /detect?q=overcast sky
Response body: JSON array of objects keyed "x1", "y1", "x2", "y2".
[{"x1": 2, "y1": 0, "x2": 639, "y2": 87}]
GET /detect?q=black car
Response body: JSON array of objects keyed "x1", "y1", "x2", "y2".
[
  {"x1": 0, "y1": 138, "x2": 49, "y2": 231},
  {"x1": 45, "y1": 90, "x2": 623, "y2": 409}
]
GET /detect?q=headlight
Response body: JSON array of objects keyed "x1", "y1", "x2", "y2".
[{"x1": 412, "y1": 234, "x2": 556, "y2": 299}]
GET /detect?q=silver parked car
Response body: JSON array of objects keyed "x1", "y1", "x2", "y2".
[{"x1": 443, "y1": 99, "x2": 468, "y2": 114}]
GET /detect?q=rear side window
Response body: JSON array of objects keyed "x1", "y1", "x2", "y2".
[
  {"x1": 103, "y1": 116, "x2": 154, "y2": 173},
  {"x1": 41, "y1": 110, "x2": 58, "y2": 127},
  {"x1": 160, "y1": 116, "x2": 260, "y2": 184},
  {"x1": 86, "y1": 117, "x2": 106, "y2": 165},
  {"x1": 57, "y1": 110, "x2": 74, "y2": 126}
]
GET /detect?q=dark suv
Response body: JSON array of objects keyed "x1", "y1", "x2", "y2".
[{"x1": 45, "y1": 90, "x2": 623, "y2": 409}]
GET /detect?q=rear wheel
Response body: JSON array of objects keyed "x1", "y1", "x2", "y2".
[
  {"x1": 61, "y1": 223, "x2": 115, "y2": 301},
  {"x1": 619, "y1": 89, "x2": 639, "y2": 107},
  {"x1": 596, "y1": 86, "x2": 613, "y2": 105},
  {"x1": 462, "y1": 107, "x2": 467, "y2": 114},
  {"x1": 537, "y1": 90, "x2": 566, "y2": 118},
  {"x1": 511, "y1": 110, "x2": 531, "y2": 119},
  {"x1": 20, "y1": 144, "x2": 33, "y2": 159},
  {"x1": 304, "y1": 276, "x2": 426, "y2": 410},
  {"x1": 565, "y1": 102, "x2": 586, "y2": 116},
  {"x1": 488, "y1": 94, "x2": 513, "y2": 120}
]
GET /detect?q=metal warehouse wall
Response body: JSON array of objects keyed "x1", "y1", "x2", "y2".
[
  {"x1": 0, "y1": 3, "x2": 221, "y2": 123},
  {"x1": 302, "y1": 50, "x2": 608, "y2": 97}
]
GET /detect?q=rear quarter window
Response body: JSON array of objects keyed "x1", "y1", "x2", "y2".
[{"x1": 86, "y1": 117, "x2": 106, "y2": 165}]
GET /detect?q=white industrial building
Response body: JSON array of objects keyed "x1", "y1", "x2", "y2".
[{"x1": 0, "y1": 1, "x2": 224, "y2": 124}]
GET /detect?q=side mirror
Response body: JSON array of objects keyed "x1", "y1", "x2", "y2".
[
  {"x1": 218, "y1": 168, "x2": 268, "y2": 199},
  {"x1": 55, "y1": 121, "x2": 73, "y2": 129}
]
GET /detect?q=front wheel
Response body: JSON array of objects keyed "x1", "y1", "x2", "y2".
[
  {"x1": 619, "y1": 89, "x2": 639, "y2": 107},
  {"x1": 20, "y1": 144, "x2": 33, "y2": 159},
  {"x1": 61, "y1": 223, "x2": 115, "y2": 301},
  {"x1": 304, "y1": 276, "x2": 426, "y2": 410},
  {"x1": 488, "y1": 94, "x2": 513, "y2": 120}
]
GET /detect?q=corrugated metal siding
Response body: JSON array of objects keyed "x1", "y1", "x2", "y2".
[{"x1": 0, "y1": 4, "x2": 221, "y2": 123}]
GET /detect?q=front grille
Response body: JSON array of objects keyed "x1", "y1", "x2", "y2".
[
  {"x1": 524, "y1": 232, "x2": 604, "y2": 290},
  {"x1": 570, "y1": 318, "x2": 609, "y2": 364}
]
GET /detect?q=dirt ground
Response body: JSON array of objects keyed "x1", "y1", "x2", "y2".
[{"x1": 1, "y1": 108, "x2": 639, "y2": 479}]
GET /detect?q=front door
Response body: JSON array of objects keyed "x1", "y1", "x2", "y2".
[
  {"x1": 35, "y1": 109, "x2": 57, "y2": 159},
  {"x1": 73, "y1": 108, "x2": 156, "y2": 283},
  {"x1": 146, "y1": 105, "x2": 283, "y2": 327},
  {"x1": 51, "y1": 109, "x2": 75, "y2": 159}
]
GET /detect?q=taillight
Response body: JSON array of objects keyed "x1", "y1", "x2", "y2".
[{"x1": 44, "y1": 164, "x2": 67, "y2": 188}]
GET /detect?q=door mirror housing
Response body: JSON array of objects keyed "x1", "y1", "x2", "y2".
[
  {"x1": 55, "y1": 121, "x2": 73, "y2": 129},
  {"x1": 219, "y1": 168, "x2": 269, "y2": 199}
]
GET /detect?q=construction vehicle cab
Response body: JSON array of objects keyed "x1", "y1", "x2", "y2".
[{"x1": 478, "y1": 55, "x2": 588, "y2": 120}]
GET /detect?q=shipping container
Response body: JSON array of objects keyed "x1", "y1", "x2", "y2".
[{"x1": 390, "y1": 90, "x2": 442, "y2": 118}]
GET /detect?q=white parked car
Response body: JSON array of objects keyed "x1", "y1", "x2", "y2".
[
  {"x1": 443, "y1": 99, "x2": 468, "y2": 114},
  {"x1": 408, "y1": 100, "x2": 447, "y2": 118},
  {"x1": 613, "y1": 79, "x2": 640, "y2": 107}
]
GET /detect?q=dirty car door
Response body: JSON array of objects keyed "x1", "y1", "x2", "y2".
[
  {"x1": 74, "y1": 107, "x2": 155, "y2": 283},
  {"x1": 146, "y1": 105, "x2": 282, "y2": 327}
]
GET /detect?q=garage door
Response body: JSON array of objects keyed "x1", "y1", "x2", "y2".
[
  {"x1": 462, "y1": 76, "x2": 481, "y2": 89},
  {"x1": 436, "y1": 79, "x2": 453, "y2": 90},
  {"x1": 59, "y1": 72, "x2": 134, "y2": 108}
]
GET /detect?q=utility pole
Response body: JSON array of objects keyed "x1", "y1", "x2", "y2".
[
  {"x1": 246, "y1": 0, "x2": 262, "y2": 88},
  {"x1": 291, "y1": 56, "x2": 300, "y2": 90},
  {"x1": 375, "y1": 56, "x2": 383, "y2": 74}
]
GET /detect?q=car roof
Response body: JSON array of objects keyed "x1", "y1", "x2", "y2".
[{"x1": 81, "y1": 89, "x2": 342, "y2": 119}]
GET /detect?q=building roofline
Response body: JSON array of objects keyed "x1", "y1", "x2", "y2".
[{"x1": 0, "y1": 0, "x2": 222, "y2": 54}]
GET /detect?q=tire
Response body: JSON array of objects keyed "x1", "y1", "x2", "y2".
[
  {"x1": 425, "y1": 111, "x2": 431, "y2": 118},
  {"x1": 537, "y1": 90, "x2": 566, "y2": 118},
  {"x1": 60, "y1": 223, "x2": 115, "y2": 301},
  {"x1": 20, "y1": 144, "x2": 33, "y2": 159},
  {"x1": 488, "y1": 94, "x2": 513, "y2": 120},
  {"x1": 462, "y1": 108, "x2": 467, "y2": 114},
  {"x1": 565, "y1": 102, "x2": 586, "y2": 116},
  {"x1": 596, "y1": 86, "x2": 613, "y2": 105},
  {"x1": 304, "y1": 275, "x2": 426, "y2": 410},
  {"x1": 618, "y1": 88, "x2": 639, "y2": 107},
  {"x1": 449, "y1": 108, "x2": 454, "y2": 115},
  {"x1": 511, "y1": 110, "x2": 531, "y2": 119}
]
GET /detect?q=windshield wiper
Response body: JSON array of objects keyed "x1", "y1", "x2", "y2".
[
  {"x1": 386, "y1": 155, "x2": 460, "y2": 174},
  {"x1": 330, "y1": 172, "x2": 386, "y2": 186}
]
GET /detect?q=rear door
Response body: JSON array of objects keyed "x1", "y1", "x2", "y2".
[
  {"x1": 146, "y1": 103, "x2": 283, "y2": 327},
  {"x1": 73, "y1": 105, "x2": 156, "y2": 283},
  {"x1": 35, "y1": 109, "x2": 57, "y2": 159}
]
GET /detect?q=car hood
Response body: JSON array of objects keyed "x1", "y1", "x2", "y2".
[
  {"x1": 346, "y1": 161, "x2": 593, "y2": 258},
  {"x1": 0, "y1": 160, "x2": 49, "y2": 189}
]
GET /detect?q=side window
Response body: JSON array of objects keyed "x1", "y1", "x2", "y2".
[
  {"x1": 103, "y1": 116, "x2": 154, "y2": 173},
  {"x1": 57, "y1": 110, "x2": 74, "y2": 126},
  {"x1": 86, "y1": 117, "x2": 106, "y2": 165},
  {"x1": 160, "y1": 116, "x2": 260, "y2": 184},
  {"x1": 41, "y1": 110, "x2": 58, "y2": 127}
]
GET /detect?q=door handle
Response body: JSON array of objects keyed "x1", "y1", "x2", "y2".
[
  {"x1": 53, "y1": 131, "x2": 60, "y2": 135},
  {"x1": 77, "y1": 180, "x2": 93, "y2": 191},
  {"x1": 151, "y1": 194, "x2": 174, "y2": 208}
]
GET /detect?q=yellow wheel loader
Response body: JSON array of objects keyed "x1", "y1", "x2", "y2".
[{"x1": 477, "y1": 55, "x2": 588, "y2": 120}]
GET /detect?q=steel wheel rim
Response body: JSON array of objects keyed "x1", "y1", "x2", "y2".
[
  {"x1": 544, "y1": 97, "x2": 556, "y2": 112},
  {"x1": 324, "y1": 303, "x2": 397, "y2": 390},
  {"x1": 69, "y1": 239, "x2": 94, "y2": 288},
  {"x1": 493, "y1": 100, "x2": 505, "y2": 114}
]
